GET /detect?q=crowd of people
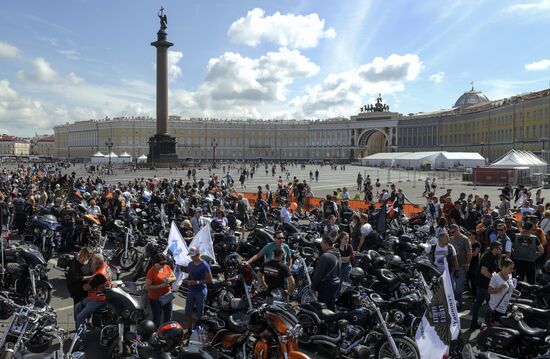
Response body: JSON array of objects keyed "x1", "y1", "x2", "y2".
[{"x1": 1, "y1": 160, "x2": 549, "y2": 351}]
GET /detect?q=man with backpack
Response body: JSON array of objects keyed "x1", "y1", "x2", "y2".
[{"x1": 425, "y1": 231, "x2": 459, "y2": 275}]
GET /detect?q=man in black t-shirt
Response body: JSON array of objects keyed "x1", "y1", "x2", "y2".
[
  {"x1": 258, "y1": 248, "x2": 295, "y2": 299},
  {"x1": 471, "y1": 241, "x2": 502, "y2": 329}
]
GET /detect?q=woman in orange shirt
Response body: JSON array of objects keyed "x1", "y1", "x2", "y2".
[{"x1": 144, "y1": 253, "x2": 176, "y2": 327}]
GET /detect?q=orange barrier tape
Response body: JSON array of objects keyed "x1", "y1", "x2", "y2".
[{"x1": 236, "y1": 192, "x2": 425, "y2": 217}]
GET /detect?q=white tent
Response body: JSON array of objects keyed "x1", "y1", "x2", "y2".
[
  {"x1": 361, "y1": 152, "x2": 410, "y2": 167},
  {"x1": 91, "y1": 151, "x2": 106, "y2": 164},
  {"x1": 362, "y1": 151, "x2": 485, "y2": 170},
  {"x1": 394, "y1": 152, "x2": 441, "y2": 169},
  {"x1": 434, "y1": 152, "x2": 485, "y2": 169},
  {"x1": 490, "y1": 150, "x2": 547, "y2": 175},
  {"x1": 137, "y1": 154, "x2": 148, "y2": 163},
  {"x1": 119, "y1": 152, "x2": 133, "y2": 163}
]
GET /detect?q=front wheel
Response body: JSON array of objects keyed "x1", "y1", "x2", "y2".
[
  {"x1": 296, "y1": 313, "x2": 317, "y2": 344},
  {"x1": 374, "y1": 335, "x2": 420, "y2": 359},
  {"x1": 25, "y1": 283, "x2": 52, "y2": 304},
  {"x1": 118, "y1": 247, "x2": 139, "y2": 270},
  {"x1": 245, "y1": 216, "x2": 257, "y2": 231}
]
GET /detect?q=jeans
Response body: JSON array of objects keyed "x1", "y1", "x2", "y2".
[
  {"x1": 75, "y1": 299, "x2": 106, "y2": 343},
  {"x1": 150, "y1": 298, "x2": 173, "y2": 328},
  {"x1": 185, "y1": 291, "x2": 206, "y2": 327},
  {"x1": 340, "y1": 262, "x2": 352, "y2": 284},
  {"x1": 317, "y1": 282, "x2": 341, "y2": 311},
  {"x1": 471, "y1": 287, "x2": 489, "y2": 326},
  {"x1": 454, "y1": 267, "x2": 467, "y2": 309},
  {"x1": 61, "y1": 223, "x2": 75, "y2": 251}
]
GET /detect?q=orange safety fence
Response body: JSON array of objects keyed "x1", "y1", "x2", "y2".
[{"x1": 236, "y1": 192, "x2": 425, "y2": 218}]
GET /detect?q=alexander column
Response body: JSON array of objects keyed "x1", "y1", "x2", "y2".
[{"x1": 148, "y1": 7, "x2": 178, "y2": 167}]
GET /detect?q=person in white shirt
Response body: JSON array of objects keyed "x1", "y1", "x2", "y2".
[
  {"x1": 488, "y1": 258, "x2": 519, "y2": 324},
  {"x1": 355, "y1": 213, "x2": 372, "y2": 251},
  {"x1": 539, "y1": 210, "x2": 550, "y2": 234},
  {"x1": 425, "y1": 232, "x2": 458, "y2": 274},
  {"x1": 280, "y1": 201, "x2": 292, "y2": 225}
]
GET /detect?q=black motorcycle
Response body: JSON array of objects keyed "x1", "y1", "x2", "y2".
[
  {"x1": 477, "y1": 305, "x2": 550, "y2": 358},
  {"x1": 0, "y1": 243, "x2": 52, "y2": 304},
  {"x1": 298, "y1": 297, "x2": 420, "y2": 359},
  {"x1": 92, "y1": 281, "x2": 147, "y2": 358}
]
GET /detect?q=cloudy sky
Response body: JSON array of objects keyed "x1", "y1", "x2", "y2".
[{"x1": 1, "y1": 0, "x2": 550, "y2": 136}]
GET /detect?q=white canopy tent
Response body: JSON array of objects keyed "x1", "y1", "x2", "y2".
[
  {"x1": 490, "y1": 150, "x2": 547, "y2": 175},
  {"x1": 119, "y1": 152, "x2": 133, "y2": 163},
  {"x1": 361, "y1": 152, "x2": 410, "y2": 167},
  {"x1": 91, "y1": 151, "x2": 106, "y2": 164},
  {"x1": 362, "y1": 151, "x2": 485, "y2": 170},
  {"x1": 137, "y1": 154, "x2": 148, "y2": 163},
  {"x1": 434, "y1": 152, "x2": 485, "y2": 169}
]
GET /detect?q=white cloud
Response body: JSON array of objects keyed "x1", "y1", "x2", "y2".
[
  {"x1": 171, "y1": 48, "x2": 319, "y2": 117},
  {"x1": 228, "y1": 8, "x2": 336, "y2": 49},
  {"x1": 168, "y1": 51, "x2": 183, "y2": 81},
  {"x1": 290, "y1": 53, "x2": 421, "y2": 118},
  {"x1": 508, "y1": 0, "x2": 550, "y2": 11},
  {"x1": 0, "y1": 80, "x2": 18, "y2": 101},
  {"x1": 17, "y1": 57, "x2": 58, "y2": 82},
  {"x1": 525, "y1": 59, "x2": 550, "y2": 71},
  {"x1": 67, "y1": 72, "x2": 84, "y2": 84},
  {"x1": 58, "y1": 49, "x2": 79, "y2": 60},
  {"x1": 429, "y1": 71, "x2": 445, "y2": 83},
  {"x1": 0, "y1": 42, "x2": 19, "y2": 58}
]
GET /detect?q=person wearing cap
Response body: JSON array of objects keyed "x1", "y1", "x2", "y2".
[
  {"x1": 513, "y1": 222, "x2": 543, "y2": 284},
  {"x1": 144, "y1": 253, "x2": 176, "y2": 328},
  {"x1": 183, "y1": 247, "x2": 212, "y2": 331},
  {"x1": 471, "y1": 241, "x2": 502, "y2": 329}
]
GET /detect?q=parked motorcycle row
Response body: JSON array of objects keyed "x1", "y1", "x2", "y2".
[{"x1": 1, "y1": 174, "x2": 549, "y2": 359}]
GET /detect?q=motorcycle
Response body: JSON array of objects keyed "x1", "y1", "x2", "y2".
[
  {"x1": 477, "y1": 305, "x2": 550, "y2": 358},
  {"x1": 132, "y1": 237, "x2": 171, "y2": 281},
  {"x1": 297, "y1": 295, "x2": 420, "y2": 359},
  {"x1": 0, "y1": 243, "x2": 52, "y2": 304},
  {"x1": 0, "y1": 292, "x2": 58, "y2": 358},
  {"x1": 111, "y1": 220, "x2": 140, "y2": 270},
  {"x1": 93, "y1": 281, "x2": 148, "y2": 358},
  {"x1": 30, "y1": 213, "x2": 61, "y2": 261},
  {"x1": 202, "y1": 302, "x2": 310, "y2": 359}
]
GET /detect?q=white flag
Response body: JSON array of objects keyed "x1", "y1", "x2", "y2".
[
  {"x1": 164, "y1": 221, "x2": 191, "y2": 267},
  {"x1": 415, "y1": 258, "x2": 461, "y2": 359},
  {"x1": 189, "y1": 224, "x2": 217, "y2": 264}
]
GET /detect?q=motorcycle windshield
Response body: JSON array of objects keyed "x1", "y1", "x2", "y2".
[
  {"x1": 19, "y1": 244, "x2": 47, "y2": 266},
  {"x1": 104, "y1": 286, "x2": 144, "y2": 312}
]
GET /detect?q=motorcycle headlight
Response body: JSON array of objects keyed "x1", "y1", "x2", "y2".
[
  {"x1": 121, "y1": 309, "x2": 131, "y2": 319},
  {"x1": 42, "y1": 229, "x2": 47, "y2": 234},
  {"x1": 35, "y1": 228, "x2": 40, "y2": 234},
  {"x1": 130, "y1": 310, "x2": 142, "y2": 323},
  {"x1": 393, "y1": 310, "x2": 405, "y2": 324},
  {"x1": 545, "y1": 336, "x2": 550, "y2": 344}
]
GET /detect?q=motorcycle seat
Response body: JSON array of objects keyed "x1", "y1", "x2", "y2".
[
  {"x1": 516, "y1": 320, "x2": 547, "y2": 338},
  {"x1": 516, "y1": 303, "x2": 550, "y2": 318},
  {"x1": 517, "y1": 281, "x2": 541, "y2": 292}
]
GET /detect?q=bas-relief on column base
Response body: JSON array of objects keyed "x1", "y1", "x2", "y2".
[{"x1": 148, "y1": 134, "x2": 179, "y2": 167}]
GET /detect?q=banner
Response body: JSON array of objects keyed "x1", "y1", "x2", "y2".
[
  {"x1": 415, "y1": 258, "x2": 461, "y2": 359},
  {"x1": 189, "y1": 224, "x2": 217, "y2": 264},
  {"x1": 164, "y1": 221, "x2": 191, "y2": 267}
]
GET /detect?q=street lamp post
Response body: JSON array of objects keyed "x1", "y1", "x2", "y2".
[
  {"x1": 211, "y1": 138, "x2": 217, "y2": 168},
  {"x1": 480, "y1": 141, "x2": 486, "y2": 164},
  {"x1": 105, "y1": 137, "x2": 113, "y2": 173},
  {"x1": 541, "y1": 137, "x2": 548, "y2": 162}
]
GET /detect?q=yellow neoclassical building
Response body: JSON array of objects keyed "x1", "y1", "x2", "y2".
[{"x1": 53, "y1": 87, "x2": 550, "y2": 163}]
